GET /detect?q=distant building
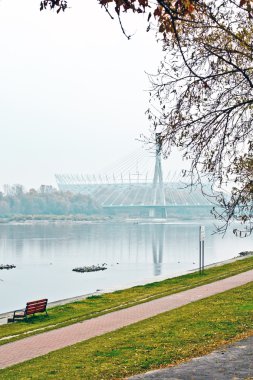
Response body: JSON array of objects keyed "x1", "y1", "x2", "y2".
[
  {"x1": 39, "y1": 185, "x2": 56, "y2": 194},
  {"x1": 3, "y1": 184, "x2": 24, "y2": 196}
]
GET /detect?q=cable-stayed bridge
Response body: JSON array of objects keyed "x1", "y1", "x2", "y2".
[{"x1": 56, "y1": 136, "x2": 212, "y2": 218}]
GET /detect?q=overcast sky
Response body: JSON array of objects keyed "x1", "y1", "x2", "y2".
[{"x1": 0, "y1": 0, "x2": 183, "y2": 189}]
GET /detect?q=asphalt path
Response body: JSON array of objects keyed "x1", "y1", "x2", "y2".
[{"x1": 129, "y1": 335, "x2": 253, "y2": 380}]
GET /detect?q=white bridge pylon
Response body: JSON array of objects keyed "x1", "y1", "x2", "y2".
[
  {"x1": 150, "y1": 133, "x2": 167, "y2": 218},
  {"x1": 153, "y1": 133, "x2": 166, "y2": 206}
]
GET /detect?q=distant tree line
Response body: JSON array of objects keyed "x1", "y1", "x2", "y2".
[{"x1": 0, "y1": 190, "x2": 101, "y2": 216}]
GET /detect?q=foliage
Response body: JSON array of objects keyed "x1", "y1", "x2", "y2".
[
  {"x1": 40, "y1": 0, "x2": 67, "y2": 13},
  {"x1": 38, "y1": 1, "x2": 253, "y2": 234},
  {"x1": 0, "y1": 255, "x2": 253, "y2": 346},
  {"x1": 40, "y1": 0, "x2": 253, "y2": 27},
  {"x1": 0, "y1": 189, "x2": 101, "y2": 216},
  {"x1": 1, "y1": 281, "x2": 253, "y2": 379},
  {"x1": 145, "y1": 1, "x2": 253, "y2": 234}
]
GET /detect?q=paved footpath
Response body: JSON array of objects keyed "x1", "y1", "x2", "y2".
[
  {"x1": 0, "y1": 269, "x2": 253, "y2": 370},
  {"x1": 129, "y1": 335, "x2": 253, "y2": 379}
]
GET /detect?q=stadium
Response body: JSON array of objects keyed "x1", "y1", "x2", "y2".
[{"x1": 55, "y1": 141, "x2": 213, "y2": 219}]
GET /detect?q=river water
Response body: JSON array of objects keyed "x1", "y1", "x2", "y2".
[{"x1": 0, "y1": 220, "x2": 252, "y2": 313}]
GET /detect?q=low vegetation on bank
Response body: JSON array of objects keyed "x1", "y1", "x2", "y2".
[
  {"x1": 0, "y1": 256, "x2": 253, "y2": 347},
  {"x1": 0, "y1": 190, "x2": 101, "y2": 217},
  {"x1": 1, "y1": 281, "x2": 253, "y2": 379},
  {"x1": 0, "y1": 214, "x2": 107, "y2": 223}
]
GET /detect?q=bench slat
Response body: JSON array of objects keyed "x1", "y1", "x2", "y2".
[
  {"x1": 26, "y1": 303, "x2": 47, "y2": 309},
  {"x1": 26, "y1": 299, "x2": 48, "y2": 306},
  {"x1": 26, "y1": 302, "x2": 47, "y2": 309},
  {"x1": 26, "y1": 307, "x2": 46, "y2": 314},
  {"x1": 26, "y1": 305, "x2": 47, "y2": 311}
]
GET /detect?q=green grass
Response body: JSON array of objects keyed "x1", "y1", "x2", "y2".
[
  {"x1": 0, "y1": 281, "x2": 253, "y2": 379},
  {"x1": 0, "y1": 256, "x2": 253, "y2": 347}
]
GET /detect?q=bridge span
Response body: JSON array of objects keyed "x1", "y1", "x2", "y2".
[{"x1": 56, "y1": 135, "x2": 212, "y2": 218}]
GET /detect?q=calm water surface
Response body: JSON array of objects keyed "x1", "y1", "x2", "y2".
[{"x1": 0, "y1": 221, "x2": 252, "y2": 313}]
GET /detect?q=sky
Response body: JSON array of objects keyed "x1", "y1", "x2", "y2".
[{"x1": 0, "y1": 0, "x2": 183, "y2": 190}]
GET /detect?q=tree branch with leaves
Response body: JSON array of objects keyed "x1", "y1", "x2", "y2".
[
  {"x1": 40, "y1": 0, "x2": 253, "y2": 234},
  {"x1": 146, "y1": 0, "x2": 253, "y2": 234}
]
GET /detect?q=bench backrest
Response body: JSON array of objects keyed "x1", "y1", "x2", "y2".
[{"x1": 25, "y1": 299, "x2": 48, "y2": 315}]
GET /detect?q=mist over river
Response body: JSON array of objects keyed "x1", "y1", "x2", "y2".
[{"x1": 0, "y1": 220, "x2": 252, "y2": 313}]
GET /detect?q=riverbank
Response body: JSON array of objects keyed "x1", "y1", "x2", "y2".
[
  {"x1": 0, "y1": 214, "x2": 218, "y2": 225},
  {"x1": 0, "y1": 251, "x2": 251, "y2": 325},
  {"x1": 0, "y1": 214, "x2": 110, "y2": 224},
  {"x1": 0, "y1": 254, "x2": 253, "y2": 347},
  {"x1": 0, "y1": 265, "x2": 253, "y2": 378}
]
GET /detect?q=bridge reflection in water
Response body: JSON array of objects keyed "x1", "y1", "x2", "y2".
[
  {"x1": 0, "y1": 222, "x2": 205, "y2": 279},
  {"x1": 152, "y1": 224, "x2": 165, "y2": 276}
]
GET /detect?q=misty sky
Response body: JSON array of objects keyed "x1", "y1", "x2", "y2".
[{"x1": 0, "y1": 0, "x2": 183, "y2": 189}]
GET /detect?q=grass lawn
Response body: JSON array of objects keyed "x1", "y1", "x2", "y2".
[
  {"x1": 0, "y1": 281, "x2": 253, "y2": 379},
  {"x1": 0, "y1": 256, "x2": 253, "y2": 347}
]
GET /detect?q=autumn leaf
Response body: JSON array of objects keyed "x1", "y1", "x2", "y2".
[
  {"x1": 154, "y1": 7, "x2": 162, "y2": 18},
  {"x1": 188, "y1": 4, "x2": 195, "y2": 13}
]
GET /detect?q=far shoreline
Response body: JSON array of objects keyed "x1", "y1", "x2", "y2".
[{"x1": 0, "y1": 214, "x2": 220, "y2": 226}]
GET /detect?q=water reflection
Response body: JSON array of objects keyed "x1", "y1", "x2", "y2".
[
  {"x1": 0, "y1": 221, "x2": 252, "y2": 313},
  {"x1": 152, "y1": 224, "x2": 164, "y2": 276}
]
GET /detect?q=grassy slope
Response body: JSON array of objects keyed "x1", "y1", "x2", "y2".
[
  {"x1": 0, "y1": 282, "x2": 253, "y2": 379},
  {"x1": 0, "y1": 256, "x2": 253, "y2": 347}
]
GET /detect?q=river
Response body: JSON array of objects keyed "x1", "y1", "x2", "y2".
[{"x1": 0, "y1": 220, "x2": 252, "y2": 313}]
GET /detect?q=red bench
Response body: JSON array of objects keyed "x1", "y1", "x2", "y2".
[{"x1": 9, "y1": 299, "x2": 48, "y2": 322}]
